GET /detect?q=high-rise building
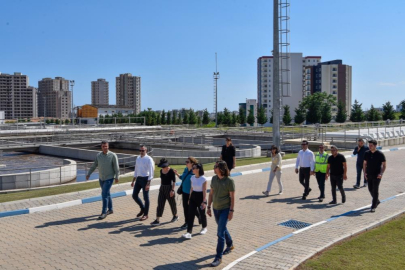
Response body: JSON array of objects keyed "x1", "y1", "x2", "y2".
[
  {"x1": 38, "y1": 77, "x2": 71, "y2": 119},
  {"x1": 257, "y1": 53, "x2": 321, "y2": 123},
  {"x1": 0, "y1": 72, "x2": 38, "y2": 119},
  {"x1": 91, "y1": 79, "x2": 109, "y2": 106},
  {"x1": 304, "y1": 60, "x2": 352, "y2": 118},
  {"x1": 116, "y1": 73, "x2": 141, "y2": 114},
  {"x1": 239, "y1": 99, "x2": 257, "y2": 126}
]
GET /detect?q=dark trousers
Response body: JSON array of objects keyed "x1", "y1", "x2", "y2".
[
  {"x1": 315, "y1": 172, "x2": 326, "y2": 198},
  {"x1": 156, "y1": 185, "x2": 177, "y2": 218},
  {"x1": 356, "y1": 164, "x2": 367, "y2": 186},
  {"x1": 367, "y1": 175, "x2": 381, "y2": 209},
  {"x1": 330, "y1": 175, "x2": 346, "y2": 202},
  {"x1": 187, "y1": 192, "x2": 207, "y2": 233},
  {"x1": 132, "y1": 176, "x2": 150, "y2": 216},
  {"x1": 182, "y1": 193, "x2": 200, "y2": 224},
  {"x1": 299, "y1": 167, "x2": 311, "y2": 195}
]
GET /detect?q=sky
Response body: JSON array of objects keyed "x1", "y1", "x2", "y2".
[{"x1": 1, "y1": 0, "x2": 404, "y2": 112}]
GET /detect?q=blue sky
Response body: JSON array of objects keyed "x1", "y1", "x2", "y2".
[{"x1": 1, "y1": 0, "x2": 404, "y2": 112}]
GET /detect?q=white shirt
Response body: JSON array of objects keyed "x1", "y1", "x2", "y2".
[
  {"x1": 134, "y1": 154, "x2": 155, "y2": 180},
  {"x1": 296, "y1": 149, "x2": 315, "y2": 171},
  {"x1": 191, "y1": 175, "x2": 207, "y2": 192}
]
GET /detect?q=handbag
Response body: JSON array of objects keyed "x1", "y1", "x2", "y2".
[{"x1": 177, "y1": 170, "x2": 192, "y2": 195}]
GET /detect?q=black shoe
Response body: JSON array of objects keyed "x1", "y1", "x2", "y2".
[
  {"x1": 136, "y1": 210, "x2": 144, "y2": 217},
  {"x1": 302, "y1": 195, "x2": 307, "y2": 200},
  {"x1": 307, "y1": 188, "x2": 312, "y2": 195},
  {"x1": 223, "y1": 245, "x2": 234, "y2": 255},
  {"x1": 181, "y1": 223, "x2": 188, "y2": 229},
  {"x1": 171, "y1": 216, "x2": 179, "y2": 222},
  {"x1": 353, "y1": 185, "x2": 360, "y2": 189},
  {"x1": 151, "y1": 219, "x2": 160, "y2": 226},
  {"x1": 370, "y1": 208, "x2": 376, "y2": 213},
  {"x1": 377, "y1": 200, "x2": 381, "y2": 207},
  {"x1": 107, "y1": 210, "x2": 113, "y2": 215},
  {"x1": 319, "y1": 198, "x2": 323, "y2": 202},
  {"x1": 98, "y1": 214, "x2": 107, "y2": 220},
  {"x1": 329, "y1": 201, "x2": 337, "y2": 204},
  {"x1": 211, "y1": 258, "x2": 222, "y2": 267},
  {"x1": 342, "y1": 196, "x2": 346, "y2": 204}
]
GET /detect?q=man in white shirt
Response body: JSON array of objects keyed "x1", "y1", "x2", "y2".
[
  {"x1": 131, "y1": 145, "x2": 155, "y2": 221},
  {"x1": 295, "y1": 140, "x2": 315, "y2": 200}
]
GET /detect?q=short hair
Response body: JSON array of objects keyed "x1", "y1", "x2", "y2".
[
  {"x1": 358, "y1": 138, "x2": 364, "y2": 142},
  {"x1": 192, "y1": 163, "x2": 205, "y2": 176},
  {"x1": 368, "y1": 139, "x2": 378, "y2": 146},
  {"x1": 271, "y1": 145, "x2": 279, "y2": 154},
  {"x1": 215, "y1": 160, "x2": 230, "y2": 177},
  {"x1": 330, "y1": 145, "x2": 338, "y2": 150},
  {"x1": 188, "y1": 156, "x2": 198, "y2": 165},
  {"x1": 226, "y1": 137, "x2": 232, "y2": 141},
  {"x1": 140, "y1": 145, "x2": 147, "y2": 150},
  {"x1": 302, "y1": 140, "x2": 308, "y2": 145},
  {"x1": 101, "y1": 140, "x2": 109, "y2": 145}
]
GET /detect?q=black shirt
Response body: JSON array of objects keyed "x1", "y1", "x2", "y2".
[
  {"x1": 364, "y1": 150, "x2": 386, "y2": 176},
  {"x1": 221, "y1": 145, "x2": 236, "y2": 170},
  {"x1": 160, "y1": 168, "x2": 176, "y2": 186},
  {"x1": 328, "y1": 153, "x2": 346, "y2": 176},
  {"x1": 353, "y1": 145, "x2": 369, "y2": 166}
]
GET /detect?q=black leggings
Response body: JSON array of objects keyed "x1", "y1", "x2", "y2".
[
  {"x1": 156, "y1": 185, "x2": 177, "y2": 218},
  {"x1": 187, "y1": 192, "x2": 207, "y2": 233},
  {"x1": 182, "y1": 193, "x2": 200, "y2": 224}
]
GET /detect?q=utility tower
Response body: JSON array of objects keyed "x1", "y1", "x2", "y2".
[
  {"x1": 273, "y1": 0, "x2": 291, "y2": 148},
  {"x1": 213, "y1": 53, "x2": 220, "y2": 128}
]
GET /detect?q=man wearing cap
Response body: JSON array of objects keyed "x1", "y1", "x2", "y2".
[
  {"x1": 314, "y1": 144, "x2": 329, "y2": 202},
  {"x1": 353, "y1": 138, "x2": 369, "y2": 189},
  {"x1": 363, "y1": 140, "x2": 386, "y2": 212},
  {"x1": 326, "y1": 145, "x2": 347, "y2": 204},
  {"x1": 295, "y1": 140, "x2": 315, "y2": 200}
]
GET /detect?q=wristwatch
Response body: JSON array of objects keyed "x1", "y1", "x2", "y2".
[
  {"x1": 208, "y1": 206, "x2": 211, "y2": 209},
  {"x1": 230, "y1": 209, "x2": 234, "y2": 212}
]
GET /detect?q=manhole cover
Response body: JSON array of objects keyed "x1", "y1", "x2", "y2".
[{"x1": 278, "y1": 219, "x2": 311, "y2": 230}]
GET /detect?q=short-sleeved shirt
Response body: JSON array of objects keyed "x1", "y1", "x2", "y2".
[
  {"x1": 191, "y1": 175, "x2": 207, "y2": 192},
  {"x1": 160, "y1": 168, "x2": 176, "y2": 186},
  {"x1": 221, "y1": 145, "x2": 236, "y2": 170},
  {"x1": 328, "y1": 153, "x2": 346, "y2": 176},
  {"x1": 364, "y1": 150, "x2": 386, "y2": 176},
  {"x1": 210, "y1": 175, "x2": 235, "y2": 210}
]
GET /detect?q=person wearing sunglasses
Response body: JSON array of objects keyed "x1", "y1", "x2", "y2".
[
  {"x1": 295, "y1": 140, "x2": 315, "y2": 200},
  {"x1": 262, "y1": 145, "x2": 283, "y2": 196},
  {"x1": 151, "y1": 158, "x2": 178, "y2": 226},
  {"x1": 325, "y1": 145, "x2": 347, "y2": 204},
  {"x1": 131, "y1": 145, "x2": 155, "y2": 221},
  {"x1": 182, "y1": 163, "x2": 208, "y2": 239},
  {"x1": 174, "y1": 156, "x2": 200, "y2": 229},
  {"x1": 314, "y1": 144, "x2": 329, "y2": 202}
]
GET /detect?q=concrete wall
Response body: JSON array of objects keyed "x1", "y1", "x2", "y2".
[
  {"x1": 151, "y1": 145, "x2": 261, "y2": 158},
  {"x1": 0, "y1": 159, "x2": 77, "y2": 191}
]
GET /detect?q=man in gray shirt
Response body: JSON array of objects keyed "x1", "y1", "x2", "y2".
[{"x1": 86, "y1": 140, "x2": 120, "y2": 220}]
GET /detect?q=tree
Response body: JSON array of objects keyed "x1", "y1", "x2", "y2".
[
  {"x1": 301, "y1": 92, "x2": 336, "y2": 124},
  {"x1": 335, "y1": 100, "x2": 347, "y2": 123},
  {"x1": 197, "y1": 115, "x2": 202, "y2": 126},
  {"x1": 247, "y1": 109, "x2": 255, "y2": 126},
  {"x1": 238, "y1": 107, "x2": 246, "y2": 125},
  {"x1": 320, "y1": 103, "x2": 332, "y2": 124},
  {"x1": 189, "y1": 109, "x2": 197, "y2": 125},
  {"x1": 176, "y1": 112, "x2": 182, "y2": 125},
  {"x1": 269, "y1": 109, "x2": 273, "y2": 124},
  {"x1": 349, "y1": 99, "x2": 365, "y2": 122},
  {"x1": 282, "y1": 105, "x2": 292, "y2": 125},
  {"x1": 172, "y1": 111, "x2": 176, "y2": 124},
  {"x1": 294, "y1": 104, "x2": 305, "y2": 125},
  {"x1": 217, "y1": 112, "x2": 224, "y2": 125},
  {"x1": 156, "y1": 112, "x2": 161, "y2": 125},
  {"x1": 55, "y1": 119, "x2": 60, "y2": 125},
  {"x1": 223, "y1": 108, "x2": 232, "y2": 126},
  {"x1": 45, "y1": 119, "x2": 51, "y2": 124},
  {"x1": 182, "y1": 111, "x2": 189, "y2": 124},
  {"x1": 365, "y1": 105, "x2": 382, "y2": 121},
  {"x1": 231, "y1": 112, "x2": 237, "y2": 126},
  {"x1": 202, "y1": 109, "x2": 210, "y2": 125},
  {"x1": 161, "y1": 110, "x2": 166, "y2": 125},
  {"x1": 65, "y1": 119, "x2": 70, "y2": 125},
  {"x1": 382, "y1": 101, "x2": 396, "y2": 120},
  {"x1": 257, "y1": 106, "x2": 267, "y2": 125},
  {"x1": 167, "y1": 111, "x2": 172, "y2": 125},
  {"x1": 400, "y1": 100, "x2": 405, "y2": 120}
]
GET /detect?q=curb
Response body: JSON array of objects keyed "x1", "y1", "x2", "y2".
[{"x1": 0, "y1": 146, "x2": 403, "y2": 219}]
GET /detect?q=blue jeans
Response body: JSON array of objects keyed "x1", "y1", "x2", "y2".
[
  {"x1": 213, "y1": 208, "x2": 233, "y2": 259},
  {"x1": 99, "y1": 179, "x2": 114, "y2": 214},
  {"x1": 356, "y1": 164, "x2": 367, "y2": 186},
  {"x1": 132, "y1": 176, "x2": 150, "y2": 216}
]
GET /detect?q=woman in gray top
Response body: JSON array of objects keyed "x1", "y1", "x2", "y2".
[{"x1": 263, "y1": 145, "x2": 283, "y2": 196}]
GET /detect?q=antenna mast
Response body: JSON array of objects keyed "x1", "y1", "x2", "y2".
[{"x1": 213, "y1": 53, "x2": 220, "y2": 128}]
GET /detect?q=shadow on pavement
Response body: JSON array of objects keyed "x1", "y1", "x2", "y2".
[
  {"x1": 239, "y1": 194, "x2": 278, "y2": 200},
  {"x1": 330, "y1": 207, "x2": 371, "y2": 218},
  {"x1": 35, "y1": 215, "x2": 99, "y2": 228},
  {"x1": 77, "y1": 218, "x2": 138, "y2": 232},
  {"x1": 153, "y1": 254, "x2": 215, "y2": 269}
]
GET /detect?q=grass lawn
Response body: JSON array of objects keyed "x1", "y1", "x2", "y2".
[
  {"x1": 297, "y1": 214, "x2": 405, "y2": 270},
  {"x1": 0, "y1": 155, "x2": 297, "y2": 204}
]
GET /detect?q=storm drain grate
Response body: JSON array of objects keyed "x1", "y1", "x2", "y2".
[{"x1": 278, "y1": 219, "x2": 312, "y2": 230}]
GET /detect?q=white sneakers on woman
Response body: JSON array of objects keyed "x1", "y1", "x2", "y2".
[
  {"x1": 182, "y1": 233, "x2": 192, "y2": 239},
  {"x1": 200, "y1": 228, "x2": 208, "y2": 235}
]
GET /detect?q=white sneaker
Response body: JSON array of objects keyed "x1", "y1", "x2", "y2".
[
  {"x1": 182, "y1": 233, "x2": 192, "y2": 239},
  {"x1": 200, "y1": 228, "x2": 208, "y2": 235},
  {"x1": 278, "y1": 191, "x2": 283, "y2": 195}
]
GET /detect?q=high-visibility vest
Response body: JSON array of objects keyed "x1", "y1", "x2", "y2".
[{"x1": 315, "y1": 152, "x2": 328, "y2": 173}]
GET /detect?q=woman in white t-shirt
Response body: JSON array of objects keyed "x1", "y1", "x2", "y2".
[{"x1": 182, "y1": 163, "x2": 208, "y2": 239}]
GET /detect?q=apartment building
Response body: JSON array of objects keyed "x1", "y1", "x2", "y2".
[
  {"x1": 116, "y1": 73, "x2": 141, "y2": 114},
  {"x1": 239, "y1": 99, "x2": 257, "y2": 126},
  {"x1": 257, "y1": 53, "x2": 321, "y2": 124},
  {"x1": 38, "y1": 77, "x2": 72, "y2": 119},
  {"x1": 91, "y1": 78, "x2": 109, "y2": 106},
  {"x1": 0, "y1": 72, "x2": 38, "y2": 120}
]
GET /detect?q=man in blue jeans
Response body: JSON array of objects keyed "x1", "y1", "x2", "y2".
[
  {"x1": 353, "y1": 139, "x2": 369, "y2": 189},
  {"x1": 207, "y1": 160, "x2": 235, "y2": 267},
  {"x1": 86, "y1": 141, "x2": 120, "y2": 220}
]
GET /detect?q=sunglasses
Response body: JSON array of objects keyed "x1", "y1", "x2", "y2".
[
  {"x1": 139, "y1": 150, "x2": 145, "y2": 152},
  {"x1": 192, "y1": 166, "x2": 198, "y2": 170},
  {"x1": 185, "y1": 161, "x2": 190, "y2": 164}
]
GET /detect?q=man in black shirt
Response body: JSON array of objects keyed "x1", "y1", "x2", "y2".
[
  {"x1": 363, "y1": 140, "x2": 386, "y2": 212},
  {"x1": 220, "y1": 137, "x2": 236, "y2": 172},
  {"x1": 353, "y1": 138, "x2": 369, "y2": 189},
  {"x1": 326, "y1": 145, "x2": 347, "y2": 204}
]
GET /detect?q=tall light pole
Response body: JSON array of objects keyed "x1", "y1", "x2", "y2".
[
  {"x1": 70, "y1": 80, "x2": 75, "y2": 125},
  {"x1": 272, "y1": 0, "x2": 281, "y2": 147},
  {"x1": 213, "y1": 53, "x2": 220, "y2": 128}
]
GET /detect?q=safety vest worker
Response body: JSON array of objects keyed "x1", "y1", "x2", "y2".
[{"x1": 315, "y1": 151, "x2": 329, "y2": 173}]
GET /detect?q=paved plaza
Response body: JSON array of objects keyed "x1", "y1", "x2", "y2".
[{"x1": 0, "y1": 150, "x2": 404, "y2": 269}]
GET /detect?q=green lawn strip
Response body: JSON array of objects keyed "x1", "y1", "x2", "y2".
[
  {"x1": 0, "y1": 155, "x2": 297, "y2": 204},
  {"x1": 297, "y1": 214, "x2": 405, "y2": 270}
]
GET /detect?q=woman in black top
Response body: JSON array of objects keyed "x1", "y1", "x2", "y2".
[
  {"x1": 220, "y1": 137, "x2": 236, "y2": 172},
  {"x1": 151, "y1": 158, "x2": 178, "y2": 226}
]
